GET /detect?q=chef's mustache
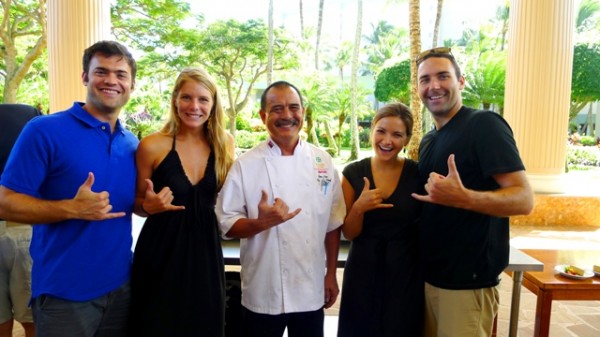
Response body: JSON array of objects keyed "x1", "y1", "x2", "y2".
[{"x1": 274, "y1": 119, "x2": 299, "y2": 127}]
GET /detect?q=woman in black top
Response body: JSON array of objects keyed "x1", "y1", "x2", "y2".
[{"x1": 337, "y1": 103, "x2": 423, "y2": 337}]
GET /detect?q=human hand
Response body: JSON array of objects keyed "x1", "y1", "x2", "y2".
[
  {"x1": 355, "y1": 177, "x2": 394, "y2": 212},
  {"x1": 72, "y1": 172, "x2": 125, "y2": 220},
  {"x1": 257, "y1": 190, "x2": 301, "y2": 229},
  {"x1": 323, "y1": 273, "x2": 339, "y2": 308},
  {"x1": 141, "y1": 179, "x2": 185, "y2": 215},
  {"x1": 411, "y1": 154, "x2": 467, "y2": 206}
]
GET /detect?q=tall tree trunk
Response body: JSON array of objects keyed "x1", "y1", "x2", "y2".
[
  {"x1": 315, "y1": 0, "x2": 325, "y2": 70},
  {"x1": 432, "y1": 0, "x2": 444, "y2": 48},
  {"x1": 586, "y1": 104, "x2": 594, "y2": 136},
  {"x1": 408, "y1": 0, "x2": 423, "y2": 161},
  {"x1": 306, "y1": 106, "x2": 320, "y2": 145},
  {"x1": 299, "y1": 0, "x2": 305, "y2": 39},
  {"x1": 1, "y1": 0, "x2": 47, "y2": 103},
  {"x1": 267, "y1": 0, "x2": 274, "y2": 84},
  {"x1": 337, "y1": 112, "x2": 346, "y2": 156},
  {"x1": 349, "y1": 0, "x2": 362, "y2": 161},
  {"x1": 324, "y1": 121, "x2": 338, "y2": 155},
  {"x1": 498, "y1": 3, "x2": 510, "y2": 51},
  {"x1": 311, "y1": 127, "x2": 320, "y2": 147},
  {"x1": 594, "y1": 102, "x2": 600, "y2": 138}
]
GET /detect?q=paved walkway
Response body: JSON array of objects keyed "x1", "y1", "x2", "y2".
[{"x1": 495, "y1": 224, "x2": 600, "y2": 337}]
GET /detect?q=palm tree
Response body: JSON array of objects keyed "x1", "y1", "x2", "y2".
[
  {"x1": 408, "y1": 0, "x2": 422, "y2": 161},
  {"x1": 299, "y1": 0, "x2": 305, "y2": 39},
  {"x1": 315, "y1": 0, "x2": 325, "y2": 70},
  {"x1": 576, "y1": 0, "x2": 600, "y2": 33},
  {"x1": 462, "y1": 51, "x2": 507, "y2": 113},
  {"x1": 332, "y1": 86, "x2": 371, "y2": 156},
  {"x1": 332, "y1": 41, "x2": 353, "y2": 83},
  {"x1": 363, "y1": 28, "x2": 409, "y2": 76},
  {"x1": 495, "y1": 1, "x2": 510, "y2": 51},
  {"x1": 267, "y1": 0, "x2": 274, "y2": 84},
  {"x1": 349, "y1": 0, "x2": 363, "y2": 161},
  {"x1": 432, "y1": 0, "x2": 444, "y2": 47},
  {"x1": 365, "y1": 21, "x2": 395, "y2": 43},
  {"x1": 302, "y1": 76, "x2": 334, "y2": 146}
]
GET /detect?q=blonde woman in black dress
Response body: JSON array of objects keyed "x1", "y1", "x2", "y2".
[{"x1": 131, "y1": 67, "x2": 234, "y2": 336}]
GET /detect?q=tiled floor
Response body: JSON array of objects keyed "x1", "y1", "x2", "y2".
[{"x1": 495, "y1": 225, "x2": 600, "y2": 337}]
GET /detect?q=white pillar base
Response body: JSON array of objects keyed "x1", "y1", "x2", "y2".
[{"x1": 527, "y1": 173, "x2": 567, "y2": 194}]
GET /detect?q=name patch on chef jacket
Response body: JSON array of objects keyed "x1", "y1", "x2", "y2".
[{"x1": 314, "y1": 155, "x2": 332, "y2": 196}]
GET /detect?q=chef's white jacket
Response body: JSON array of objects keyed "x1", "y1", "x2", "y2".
[{"x1": 216, "y1": 138, "x2": 345, "y2": 314}]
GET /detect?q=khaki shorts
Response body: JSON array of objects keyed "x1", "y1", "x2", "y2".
[
  {"x1": 0, "y1": 221, "x2": 33, "y2": 323},
  {"x1": 424, "y1": 282, "x2": 499, "y2": 337}
]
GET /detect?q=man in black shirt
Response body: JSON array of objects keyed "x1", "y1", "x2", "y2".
[{"x1": 412, "y1": 48, "x2": 534, "y2": 337}]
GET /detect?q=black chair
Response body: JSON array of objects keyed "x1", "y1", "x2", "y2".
[{"x1": 0, "y1": 103, "x2": 42, "y2": 175}]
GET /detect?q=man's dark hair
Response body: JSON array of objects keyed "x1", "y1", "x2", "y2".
[
  {"x1": 82, "y1": 40, "x2": 137, "y2": 82},
  {"x1": 260, "y1": 81, "x2": 304, "y2": 110},
  {"x1": 426, "y1": 54, "x2": 462, "y2": 78},
  {"x1": 416, "y1": 47, "x2": 462, "y2": 79}
]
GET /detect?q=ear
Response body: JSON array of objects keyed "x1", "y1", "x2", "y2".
[
  {"x1": 458, "y1": 75, "x2": 466, "y2": 90},
  {"x1": 82, "y1": 72, "x2": 88, "y2": 86},
  {"x1": 131, "y1": 79, "x2": 136, "y2": 91},
  {"x1": 260, "y1": 109, "x2": 267, "y2": 123}
]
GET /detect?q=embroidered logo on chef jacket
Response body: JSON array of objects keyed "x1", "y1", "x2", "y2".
[{"x1": 314, "y1": 155, "x2": 332, "y2": 196}]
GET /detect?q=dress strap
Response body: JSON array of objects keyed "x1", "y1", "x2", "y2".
[{"x1": 171, "y1": 134, "x2": 177, "y2": 151}]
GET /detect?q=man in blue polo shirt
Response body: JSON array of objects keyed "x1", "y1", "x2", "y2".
[{"x1": 0, "y1": 41, "x2": 138, "y2": 337}]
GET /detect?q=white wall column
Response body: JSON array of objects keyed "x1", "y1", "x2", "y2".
[
  {"x1": 504, "y1": 0, "x2": 576, "y2": 194},
  {"x1": 47, "y1": 0, "x2": 111, "y2": 113}
]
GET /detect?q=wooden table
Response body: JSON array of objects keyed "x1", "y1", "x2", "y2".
[{"x1": 520, "y1": 249, "x2": 600, "y2": 337}]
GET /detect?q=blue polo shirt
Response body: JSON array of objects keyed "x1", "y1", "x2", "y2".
[{"x1": 1, "y1": 102, "x2": 138, "y2": 301}]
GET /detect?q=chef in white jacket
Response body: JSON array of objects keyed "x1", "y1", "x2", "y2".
[{"x1": 216, "y1": 80, "x2": 345, "y2": 337}]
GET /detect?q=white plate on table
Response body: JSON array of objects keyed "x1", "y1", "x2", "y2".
[{"x1": 555, "y1": 265, "x2": 594, "y2": 280}]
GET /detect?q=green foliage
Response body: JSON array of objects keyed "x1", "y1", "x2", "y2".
[
  {"x1": 463, "y1": 51, "x2": 506, "y2": 112},
  {"x1": 567, "y1": 144, "x2": 600, "y2": 168},
  {"x1": 235, "y1": 114, "x2": 252, "y2": 132},
  {"x1": 123, "y1": 109, "x2": 162, "y2": 140},
  {"x1": 340, "y1": 126, "x2": 370, "y2": 148},
  {"x1": 570, "y1": 43, "x2": 600, "y2": 119},
  {"x1": 112, "y1": 0, "x2": 195, "y2": 51},
  {"x1": 186, "y1": 19, "x2": 299, "y2": 132},
  {"x1": 189, "y1": 19, "x2": 299, "y2": 77},
  {"x1": 374, "y1": 59, "x2": 411, "y2": 103},
  {"x1": 121, "y1": 78, "x2": 170, "y2": 139},
  {"x1": 580, "y1": 135, "x2": 599, "y2": 146},
  {"x1": 569, "y1": 121, "x2": 579, "y2": 134},
  {"x1": 0, "y1": 0, "x2": 47, "y2": 103},
  {"x1": 235, "y1": 130, "x2": 268, "y2": 149},
  {"x1": 15, "y1": 48, "x2": 49, "y2": 110},
  {"x1": 576, "y1": 0, "x2": 600, "y2": 33},
  {"x1": 362, "y1": 22, "x2": 409, "y2": 76},
  {"x1": 111, "y1": 0, "x2": 199, "y2": 78}
]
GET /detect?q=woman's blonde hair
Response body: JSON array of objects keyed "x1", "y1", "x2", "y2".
[{"x1": 161, "y1": 67, "x2": 234, "y2": 189}]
